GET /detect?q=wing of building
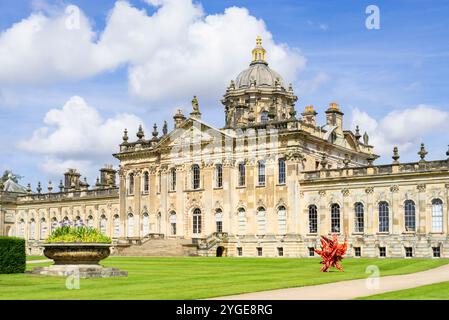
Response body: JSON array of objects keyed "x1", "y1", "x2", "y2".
[{"x1": 1, "y1": 38, "x2": 448, "y2": 258}]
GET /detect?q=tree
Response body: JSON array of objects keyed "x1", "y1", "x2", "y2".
[{"x1": 1, "y1": 170, "x2": 23, "y2": 184}]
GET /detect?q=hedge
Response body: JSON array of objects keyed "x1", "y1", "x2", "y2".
[{"x1": 0, "y1": 237, "x2": 26, "y2": 274}]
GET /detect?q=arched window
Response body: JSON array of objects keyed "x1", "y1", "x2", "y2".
[
  {"x1": 51, "y1": 217, "x2": 58, "y2": 233},
  {"x1": 309, "y1": 205, "x2": 318, "y2": 234},
  {"x1": 143, "y1": 172, "x2": 149, "y2": 194},
  {"x1": 404, "y1": 200, "x2": 416, "y2": 232},
  {"x1": 215, "y1": 164, "x2": 223, "y2": 188},
  {"x1": 238, "y1": 208, "x2": 246, "y2": 235},
  {"x1": 215, "y1": 209, "x2": 223, "y2": 233},
  {"x1": 278, "y1": 206, "x2": 287, "y2": 234},
  {"x1": 170, "y1": 168, "x2": 176, "y2": 191},
  {"x1": 40, "y1": 218, "x2": 47, "y2": 239},
  {"x1": 142, "y1": 212, "x2": 150, "y2": 235},
  {"x1": 379, "y1": 202, "x2": 389, "y2": 233},
  {"x1": 169, "y1": 212, "x2": 177, "y2": 235},
  {"x1": 87, "y1": 215, "x2": 94, "y2": 228},
  {"x1": 258, "y1": 161, "x2": 266, "y2": 186},
  {"x1": 192, "y1": 165, "x2": 200, "y2": 190},
  {"x1": 432, "y1": 199, "x2": 444, "y2": 232},
  {"x1": 354, "y1": 203, "x2": 364, "y2": 233},
  {"x1": 113, "y1": 215, "x2": 120, "y2": 238},
  {"x1": 128, "y1": 173, "x2": 134, "y2": 195},
  {"x1": 257, "y1": 207, "x2": 266, "y2": 234},
  {"x1": 278, "y1": 159, "x2": 286, "y2": 184},
  {"x1": 331, "y1": 204, "x2": 340, "y2": 233},
  {"x1": 29, "y1": 219, "x2": 36, "y2": 240},
  {"x1": 193, "y1": 209, "x2": 202, "y2": 234},
  {"x1": 75, "y1": 216, "x2": 83, "y2": 227},
  {"x1": 100, "y1": 215, "x2": 107, "y2": 234},
  {"x1": 127, "y1": 213, "x2": 134, "y2": 237},
  {"x1": 18, "y1": 219, "x2": 25, "y2": 238},
  {"x1": 238, "y1": 162, "x2": 246, "y2": 186}
]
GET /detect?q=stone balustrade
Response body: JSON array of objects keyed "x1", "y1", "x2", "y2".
[{"x1": 302, "y1": 159, "x2": 449, "y2": 180}]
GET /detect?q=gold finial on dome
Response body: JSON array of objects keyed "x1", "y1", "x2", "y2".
[{"x1": 252, "y1": 36, "x2": 266, "y2": 63}]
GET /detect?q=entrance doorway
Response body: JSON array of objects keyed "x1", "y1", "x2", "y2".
[{"x1": 216, "y1": 246, "x2": 225, "y2": 257}]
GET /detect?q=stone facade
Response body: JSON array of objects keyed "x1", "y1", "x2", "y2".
[{"x1": 1, "y1": 38, "x2": 448, "y2": 258}]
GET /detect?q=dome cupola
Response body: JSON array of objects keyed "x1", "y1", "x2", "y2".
[
  {"x1": 234, "y1": 37, "x2": 285, "y2": 89},
  {"x1": 222, "y1": 37, "x2": 298, "y2": 129}
]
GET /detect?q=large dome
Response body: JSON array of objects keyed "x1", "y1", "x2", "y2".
[{"x1": 234, "y1": 61, "x2": 285, "y2": 89}]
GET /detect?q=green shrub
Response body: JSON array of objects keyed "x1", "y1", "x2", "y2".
[
  {"x1": 46, "y1": 226, "x2": 111, "y2": 244},
  {"x1": 0, "y1": 237, "x2": 26, "y2": 274}
]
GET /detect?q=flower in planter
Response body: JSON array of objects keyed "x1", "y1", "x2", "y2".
[{"x1": 46, "y1": 225, "x2": 111, "y2": 244}]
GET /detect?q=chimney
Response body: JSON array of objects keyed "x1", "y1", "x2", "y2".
[{"x1": 301, "y1": 105, "x2": 318, "y2": 126}]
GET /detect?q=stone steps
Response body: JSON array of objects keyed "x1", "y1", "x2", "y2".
[{"x1": 114, "y1": 238, "x2": 198, "y2": 257}]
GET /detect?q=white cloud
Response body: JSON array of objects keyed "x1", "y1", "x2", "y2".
[
  {"x1": 19, "y1": 96, "x2": 144, "y2": 178},
  {"x1": 0, "y1": 0, "x2": 306, "y2": 103},
  {"x1": 349, "y1": 105, "x2": 449, "y2": 160},
  {"x1": 297, "y1": 72, "x2": 330, "y2": 95}
]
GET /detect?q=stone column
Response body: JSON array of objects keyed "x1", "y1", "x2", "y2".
[
  {"x1": 160, "y1": 166, "x2": 168, "y2": 236},
  {"x1": 390, "y1": 185, "x2": 400, "y2": 234},
  {"x1": 342, "y1": 189, "x2": 350, "y2": 235},
  {"x1": 118, "y1": 168, "x2": 126, "y2": 238},
  {"x1": 365, "y1": 187, "x2": 374, "y2": 234},
  {"x1": 176, "y1": 166, "x2": 185, "y2": 237},
  {"x1": 417, "y1": 184, "x2": 427, "y2": 234},
  {"x1": 133, "y1": 171, "x2": 141, "y2": 238},
  {"x1": 223, "y1": 159, "x2": 233, "y2": 235},
  {"x1": 318, "y1": 190, "x2": 327, "y2": 235}
]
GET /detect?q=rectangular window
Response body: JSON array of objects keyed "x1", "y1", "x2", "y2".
[
  {"x1": 215, "y1": 164, "x2": 223, "y2": 188},
  {"x1": 308, "y1": 247, "x2": 315, "y2": 257},
  {"x1": 216, "y1": 221, "x2": 223, "y2": 233},
  {"x1": 433, "y1": 247, "x2": 441, "y2": 258},
  {"x1": 379, "y1": 202, "x2": 389, "y2": 233},
  {"x1": 238, "y1": 163, "x2": 246, "y2": 187},
  {"x1": 257, "y1": 247, "x2": 263, "y2": 257},
  {"x1": 258, "y1": 161, "x2": 266, "y2": 186},
  {"x1": 277, "y1": 247, "x2": 284, "y2": 257},
  {"x1": 379, "y1": 247, "x2": 386, "y2": 257},
  {"x1": 237, "y1": 247, "x2": 243, "y2": 256},
  {"x1": 405, "y1": 247, "x2": 413, "y2": 258},
  {"x1": 143, "y1": 173, "x2": 149, "y2": 194},
  {"x1": 354, "y1": 203, "x2": 364, "y2": 233},
  {"x1": 171, "y1": 223, "x2": 177, "y2": 235},
  {"x1": 278, "y1": 159, "x2": 286, "y2": 184},
  {"x1": 354, "y1": 247, "x2": 361, "y2": 257},
  {"x1": 331, "y1": 204, "x2": 340, "y2": 233},
  {"x1": 192, "y1": 165, "x2": 200, "y2": 190},
  {"x1": 309, "y1": 206, "x2": 318, "y2": 234},
  {"x1": 432, "y1": 200, "x2": 443, "y2": 233},
  {"x1": 170, "y1": 169, "x2": 176, "y2": 191},
  {"x1": 128, "y1": 174, "x2": 134, "y2": 195}
]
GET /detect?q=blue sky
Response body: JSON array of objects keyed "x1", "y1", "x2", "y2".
[{"x1": 0, "y1": 0, "x2": 448, "y2": 189}]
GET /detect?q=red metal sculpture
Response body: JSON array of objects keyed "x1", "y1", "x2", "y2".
[{"x1": 314, "y1": 234, "x2": 348, "y2": 272}]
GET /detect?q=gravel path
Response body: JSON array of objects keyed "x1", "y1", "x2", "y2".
[{"x1": 210, "y1": 263, "x2": 449, "y2": 300}]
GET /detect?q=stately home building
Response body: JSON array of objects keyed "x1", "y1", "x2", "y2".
[{"x1": 1, "y1": 38, "x2": 449, "y2": 258}]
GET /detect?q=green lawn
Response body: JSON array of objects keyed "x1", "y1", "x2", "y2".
[
  {"x1": 359, "y1": 280, "x2": 449, "y2": 300},
  {"x1": 0, "y1": 257, "x2": 447, "y2": 300},
  {"x1": 26, "y1": 255, "x2": 47, "y2": 261}
]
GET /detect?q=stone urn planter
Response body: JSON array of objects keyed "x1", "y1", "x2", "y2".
[
  {"x1": 43, "y1": 243, "x2": 112, "y2": 265},
  {"x1": 29, "y1": 243, "x2": 128, "y2": 278}
]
